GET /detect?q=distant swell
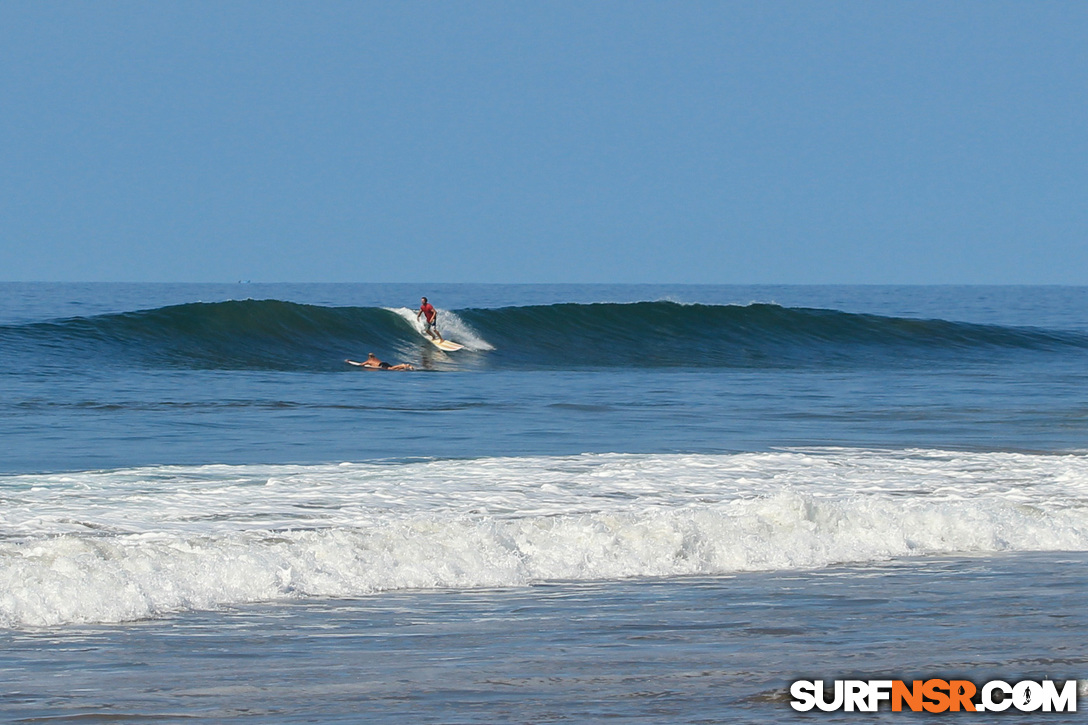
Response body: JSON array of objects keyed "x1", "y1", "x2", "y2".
[{"x1": 2, "y1": 299, "x2": 1085, "y2": 372}]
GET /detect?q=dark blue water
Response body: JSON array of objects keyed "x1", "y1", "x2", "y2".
[{"x1": 2, "y1": 284, "x2": 1087, "y2": 474}]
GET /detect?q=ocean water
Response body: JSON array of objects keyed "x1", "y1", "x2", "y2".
[{"x1": 1, "y1": 283, "x2": 1086, "y2": 723}]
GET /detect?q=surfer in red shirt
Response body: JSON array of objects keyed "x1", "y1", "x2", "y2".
[{"x1": 416, "y1": 297, "x2": 444, "y2": 342}]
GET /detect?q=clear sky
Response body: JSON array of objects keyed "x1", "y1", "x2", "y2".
[{"x1": 1, "y1": 1, "x2": 1085, "y2": 284}]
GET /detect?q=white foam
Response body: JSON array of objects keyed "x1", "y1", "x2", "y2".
[
  {"x1": 388, "y1": 307, "x2": 494, "y2": 351},
  {"x1": 2, "y1": 449, "x2": 1088, "y2": 627}
]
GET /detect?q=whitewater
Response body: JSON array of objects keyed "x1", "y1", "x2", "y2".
[{"x1": 4, "y1": 449, "x2": 1088, "y2": 628}]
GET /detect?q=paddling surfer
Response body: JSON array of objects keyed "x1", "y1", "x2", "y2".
[
  {"x1": 416, "y1": 297, "x2": 444, "y2": 342},
  {"x1": 350, "y1": 353, "x2": 414, "y2": 371}
]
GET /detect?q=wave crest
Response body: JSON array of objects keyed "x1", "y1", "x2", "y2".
[{"x1": 2, "y1": 299, "x2": 1084, "y2": 371}]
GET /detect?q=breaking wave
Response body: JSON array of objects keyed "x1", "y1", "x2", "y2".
[
  {"x1": 1, "y1": 299, "x2": 1085, "y2": 371},
  {"x1": 3, "y1": 449, "x2": 1088, "y2": 627}
]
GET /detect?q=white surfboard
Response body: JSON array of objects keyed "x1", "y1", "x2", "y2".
[{"x1": 427, "y1": 337, "x2": 463, "y2": 351}]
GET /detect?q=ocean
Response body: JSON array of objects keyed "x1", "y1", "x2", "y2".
[{"x1": 1, "y1": 283, "x2": 1086, "y2": 723}]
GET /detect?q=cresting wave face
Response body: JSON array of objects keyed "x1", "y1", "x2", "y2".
[
  {"x1": 1, "y1": 299, "x2": 1086, "y2": 372},
  {"x1": 2, "y1": 449, "x2": 1087, "y2": 628}
]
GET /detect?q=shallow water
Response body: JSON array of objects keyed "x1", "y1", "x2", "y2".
[{"x1": 2, "y1": 552, "x2": 1085, "y2": 723}]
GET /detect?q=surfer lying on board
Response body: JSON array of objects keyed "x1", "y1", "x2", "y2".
[
  {"x1": 416, "y1": 297, "x2": 444, "y2": 342},
  {"x1": 347, "y1": 353, "x2": 414, "y2": 371}
]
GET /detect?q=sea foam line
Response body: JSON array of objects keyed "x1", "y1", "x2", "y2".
[{"x1": 3, "y1": 449, "x2": 1088, "y2": 538}]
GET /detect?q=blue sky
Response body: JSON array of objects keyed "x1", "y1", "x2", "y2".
[{"x1": 1, "y1": 1, "x2": 1085, "y2": 284}]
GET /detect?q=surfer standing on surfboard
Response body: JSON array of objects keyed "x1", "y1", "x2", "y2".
[{"x1": 416, "y1": 297, "x2": 444, "y2": 343}]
